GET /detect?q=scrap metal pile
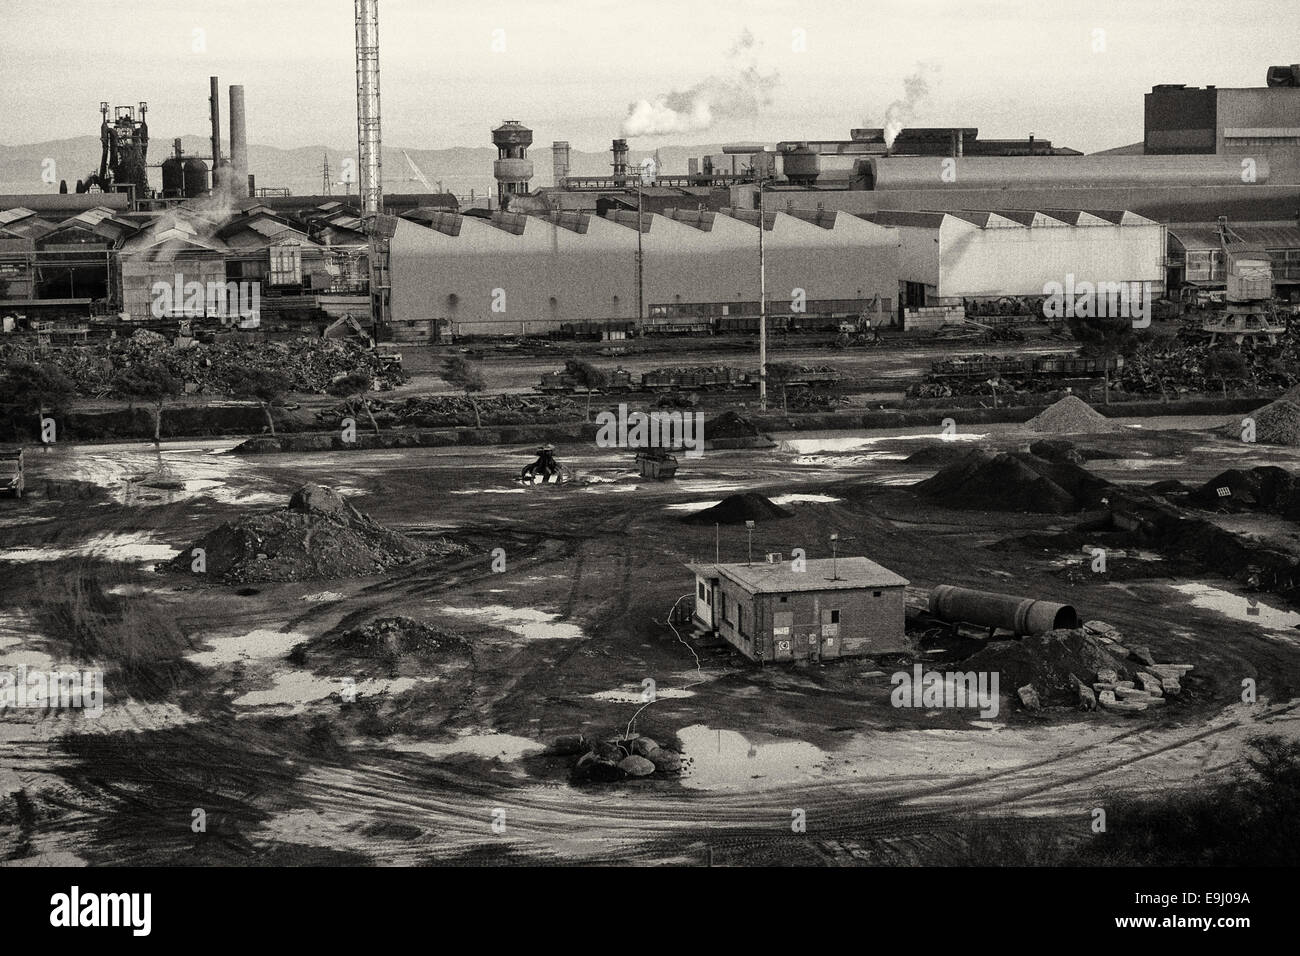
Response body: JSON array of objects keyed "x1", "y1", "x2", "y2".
[
  {"x1": 0, "y1": 332, "x2": 408, "y2": 398},
  {"x1": 1114, "y1": 337, "x2": 1300, "y2": 396},
  {"x1": 319, "y1": 393, "x2": 584, "y2": 429}
]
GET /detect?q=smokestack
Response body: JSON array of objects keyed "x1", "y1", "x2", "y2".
[
  {"x1": 688, "y1": 157, "x2": 699, "y2": 177},
  {"x1": 229, "y1": 84, "x2": 249, "y2": 200},
  {"x1": 552, "y1": 140, "x2": 570, "y2": 188},
  {"x1": 209, "y1": 76, "x2": 223, "y2": 169}
]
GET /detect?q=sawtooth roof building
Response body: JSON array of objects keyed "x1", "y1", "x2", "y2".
[{"x1": 387, "y1": 207, "x2": 903, "y2": 341}]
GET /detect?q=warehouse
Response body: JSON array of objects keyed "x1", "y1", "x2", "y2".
[
  {"x1": 868, "y1": 209, "x2": 1166, "y2": 311},
  {"x1": 687, "y1": 557, "x2": 909, "y2": 663},
  {"x1": 386, "y1": 207, "x2": 901, "y2": 340}
]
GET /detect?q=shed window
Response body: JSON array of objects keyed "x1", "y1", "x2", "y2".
[
  {"x1": 698, "y1": 580, "x2": 706, "y2": 600},
  {"x1": 873, "y1": 591, "x2": 881, "y2": 598},
  {"x1": 830, "y1": 609, "x2": 840, "y2": 624},
  {"x1": 779, "y1": 595, "x2": 788, "y2": 603},
  {"x1": 268, "y1": 245, "x2": 302, "y2": 286}
]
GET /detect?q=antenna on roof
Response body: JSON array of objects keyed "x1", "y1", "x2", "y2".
[
  {"x1": 830, "y1": 533, "x2": 840, "y2": 580},
  {"x1": 745, "y1": 520, "x2": 755, "y2": 566}
]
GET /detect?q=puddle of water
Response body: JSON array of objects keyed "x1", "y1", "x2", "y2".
[
  {"x1": 0, "y1": 533, "x2": 180, "y2": 564},
  {"x1": 438, "y1": 605, "x2": 584, "y2": 641},
  {"x1": 677, "y1": 723, "x2": 826, "y2": 791},
  {"x1": 589, "y1": 686, "x2": 696, "y2": 703},
  {"x1": 449, "y1": 488, "x2": 527, "y2": 495},
  {"x1": 1169, "y1": 583, "x2": 1300, "y2": 631},
  {"x1": 187, "y1": 628, "x2": 308, "y2": 667},
  {"x1": 233, "y1": 673, "x2": 428, "y2": 710},
  {"x1": 667, "y1": 492, "x2": 841, "y2": 513},
  {"x1": 792, "y1": 452, "x2": 910, "y2": 467},
  {"x1": 388, "y1": 731, "x2": 543, "y2": 762},
  {"x1": 301, "y1": 591, "x2": 345, "y2": 603},
  {"x1": 780, "y1": 434, "x2": 987, "y2": 455}
]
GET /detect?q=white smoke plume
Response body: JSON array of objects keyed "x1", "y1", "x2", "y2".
[
  {"x1": 621, "y1": 29, "x2": 780, "y2": 137},
  {"x1": 883, "y1": 63, "x2": 940, "y2": 147}
]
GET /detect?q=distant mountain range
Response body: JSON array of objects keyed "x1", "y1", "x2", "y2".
[{"x1": 0, "y1": 137, "x2": 749, "y2": 201}]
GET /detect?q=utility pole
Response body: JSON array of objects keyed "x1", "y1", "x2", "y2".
[
  {"x1": 746, "y1": 520, "x2": 755, "y2": 566},
  {"x1": 321, "y1": 153, "x2": 332, "y2": 196},
  {"x1": 758, "y1": 182, "x2": 766, "y2": 408},
  {"x1": 636, "y1": 183, "x2": 644, "y2": 324}
]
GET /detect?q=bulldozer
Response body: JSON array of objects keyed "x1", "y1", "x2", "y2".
[{"x1": 518, "y1": 445, "x2": 571, "y2": 485}]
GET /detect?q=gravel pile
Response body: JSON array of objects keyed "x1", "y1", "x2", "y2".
[
  {"x1": 1025, "y1": 396, "x2": 1120, "y2": 434},
  {"x1": 1242, "y1": 399, "x2": 1300, "y2": 445}
]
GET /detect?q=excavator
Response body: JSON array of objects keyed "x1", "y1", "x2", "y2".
[{"x1": 518, "y1": 445, "x2": 571, "y2": 485}]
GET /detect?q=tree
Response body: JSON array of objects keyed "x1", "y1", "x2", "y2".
[
  {"x1": 228, "y1": 367, "x2": 292, "y2": 436},
  {"x1": 564, "y1": 359, "x2": 608, "y2": 421},
  {"x1": 1206, "y1": 349, "x2": 1247, "y2": 399},
  {"x1": 0, "y1": 361, "x2": 75, "y2": 443},
  {"x1": 767, "y1": 362, "x2": 799, "y2": 413},
  {"x1": 440, "y1": 355, "x2": 486, "y2": 429},
  {"x1": 327, "y1": 370, "x2": 380, "y2": 435},
  {"x1": 111, "y1": 362, "x2": 181, "y2": 446}
]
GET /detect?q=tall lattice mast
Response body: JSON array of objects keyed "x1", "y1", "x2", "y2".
[{"x1": 355, "y1": 0, "x2": 383, "y2": 217}]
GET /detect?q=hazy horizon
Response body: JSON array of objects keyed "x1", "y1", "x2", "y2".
[{"x1": 1, "y1": 0, "x2": 1296, "y2": 157}]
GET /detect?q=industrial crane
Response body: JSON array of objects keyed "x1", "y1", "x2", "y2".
[{"x1": 1199, "y1": 216, "x2": 1285, "y2": 346}]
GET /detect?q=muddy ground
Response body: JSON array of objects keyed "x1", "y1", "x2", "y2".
[{"x1": 3, "y1": 414, "x2": 1300, "y2": 866}]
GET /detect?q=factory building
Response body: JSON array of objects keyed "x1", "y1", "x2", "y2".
[
  {"x1": 386, "y1": 207, "x2": 901, "y2": 340},
  {"x1": 1145, "y1": 67, "x2": 1300, "y2": 182},
  {"x1": 1166, "y1": 223, "x2": 1300, "y2": 300},
  {"x1": 869, "y1": 209, "x2": 1166, "y2": 311},
  {"x1": 0, "y1": 199, "x2": 372, "y2": 327},
  {"x1": 688, "y1": 557, "x2": 910, "y2": 663}
]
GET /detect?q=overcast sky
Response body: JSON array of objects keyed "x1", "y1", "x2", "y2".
[{"x1": 1, "y1": 0, "x2": 1295, "y2": 153}]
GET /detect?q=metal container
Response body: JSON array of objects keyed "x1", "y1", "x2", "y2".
[
  {"x1": 183, "y1": 157, "x2": 209, "y2": 197},
  {"x1": 161, "y1": 156, "x2": 186, "y2": 198},
  {"x1": 782, "y1": 144, "x2": 820, "y2": 185},
  {"x1": 928, "y1": 585, "x2": 1078, "y2": 636}
]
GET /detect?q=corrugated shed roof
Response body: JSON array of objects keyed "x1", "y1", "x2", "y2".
[{"x1": 1169, "y1": 224, "x2": 1300, "y2": 252}]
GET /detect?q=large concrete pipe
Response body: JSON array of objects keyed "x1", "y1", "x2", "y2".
[{"x1": 928, "y1": 585, "x2": 1078, "y2": 636}]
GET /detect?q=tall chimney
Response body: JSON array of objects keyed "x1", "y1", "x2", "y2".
[
  {"x1": 209, "y1": 76, "x2": 223, "y2": 169},
  {"x1": 229, "y1": 84, "x2": 249, "y2": 200},
  {"x1": 552, "y1": 140, "x2": 570, "y2": 188}
]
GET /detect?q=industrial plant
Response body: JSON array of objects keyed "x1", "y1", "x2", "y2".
[{"x1": 1, "y1": 0, "x2": 1299, "y2": 896}]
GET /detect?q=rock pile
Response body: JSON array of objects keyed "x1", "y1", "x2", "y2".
[
  {"x1": 1189, "y1": 466, "x2": 1300, "y2": 517},
  {"x1": 1, "y1": 336, "x2": 406, "y2": 399},
  {"x1": 681, "y1": 492, "x2": 793, "y2": 525},
  {"x1": 966, "y1": 620, "x2": 1192, "y2": 714},
  {"x1": 555, "y1": 733, "x2": 685, "y2": 783},
  {"x1": 1025, "y1": 395, "x2": 1120, "y2": 434},
  {"x1": 168, "y1": 484, "x2": 466, "y2": 583}
]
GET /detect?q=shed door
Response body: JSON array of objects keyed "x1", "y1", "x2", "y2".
[
  {"x1": 772, "y1": 611, "x2": 794, "y2": 662},
  {"x1": 820, "y1": 609, "x2": 841, "y2": 659}
]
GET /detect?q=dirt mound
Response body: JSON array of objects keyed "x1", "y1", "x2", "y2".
[
  {"x1": 963, "y1": 628, "x2": 1135, "y2": 705},
  {"x1": 1026, "y1": 395, "x2": 1120, "y2": 434},
  {"x1": 1190, "y1": 466, "x2": 1300, "y2": 516},
  {"x1": 704, "y1": 410, "x2": 765, "y2": 440},
  {"x1": 915, "y1": 449, "x2": 1110, "y2": 513},
  {"x1": 904, "y1": 442, "x2": 990, "y2": 467},
  {"x1": 292, "y1": 617, "x2": 470, "y2": 677},
  {"x1": 681, "y1": 492, "x2": 792, "y2": 525},
  {"x1": 169, "y1": 484, "x2": 465, "y2": 583}
]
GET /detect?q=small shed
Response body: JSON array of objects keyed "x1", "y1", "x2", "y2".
[{"x1": 687, "y1": 556, "x2": 909, "y2": 663}]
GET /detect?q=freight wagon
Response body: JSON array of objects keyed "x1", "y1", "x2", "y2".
[
  {"x1": 928, "y1": 353, "x2": 1123, "y2": 380},
  {"x1": 536, "y1": 364, "x2": 841, "y2": 394}
]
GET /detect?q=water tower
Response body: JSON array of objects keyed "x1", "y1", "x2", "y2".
[{"x1": 492, "y1": 120, "x2": 534, "y2": 209}]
